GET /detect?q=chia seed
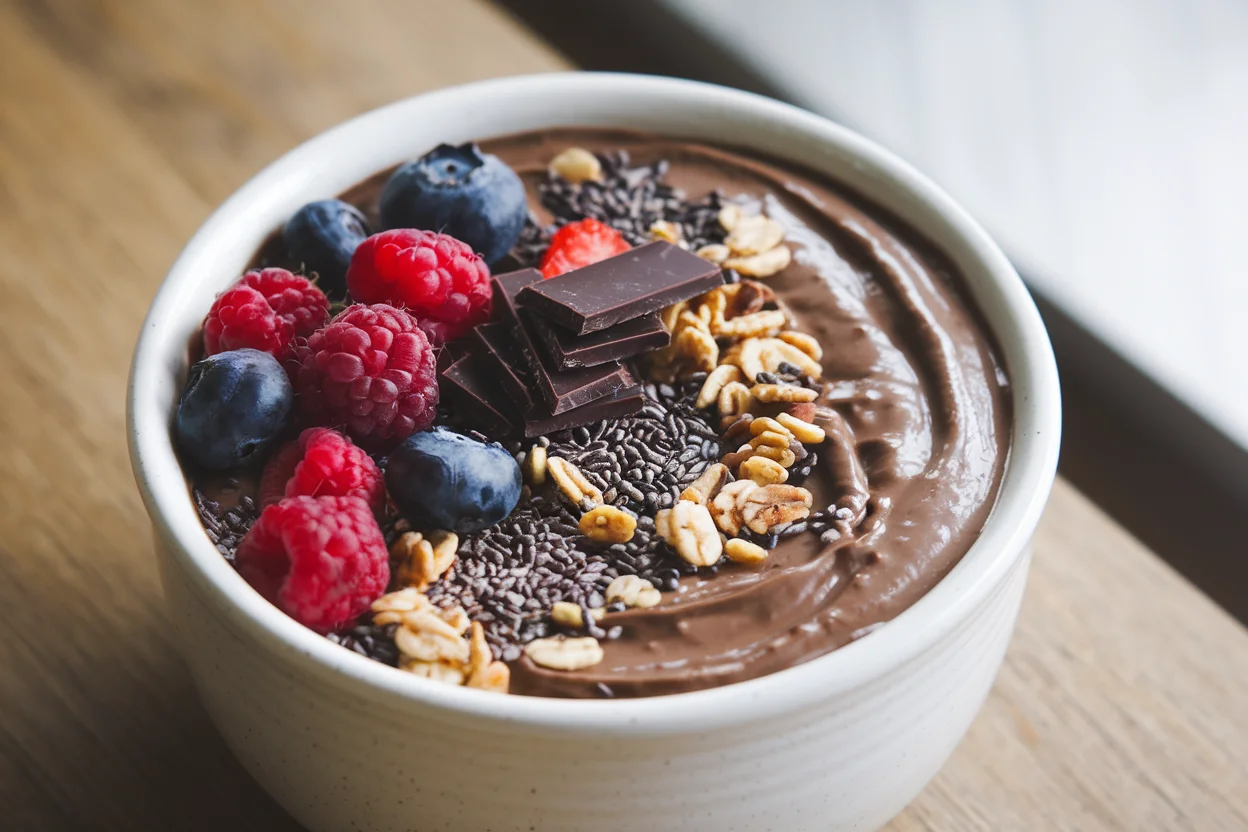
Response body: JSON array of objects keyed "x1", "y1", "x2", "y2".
[
  {"x1": 327, "y1": 621, "x2": 400, "y2": 667},
  {"x1": 193, "y1": 488, "x2": 257, "y2": 563},
  {"x1": 511, "y1": 149, "x2": 727, "y2": 267},
  {"x1": 424, "y1": 380, "x2": 721, "y2": 657}
]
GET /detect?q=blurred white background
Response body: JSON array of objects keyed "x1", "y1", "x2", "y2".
[{"x1": 662, "y1": 0, "x2": 1248, "y2": 460}]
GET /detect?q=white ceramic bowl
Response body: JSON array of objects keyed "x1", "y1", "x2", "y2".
[{"x1": 128, "y1": 73, "x2": 1060, "y2": 832}]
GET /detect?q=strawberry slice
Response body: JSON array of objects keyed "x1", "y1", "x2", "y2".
[{"x1": 539, "y1": 218, "x2": 631, "y2": 278}]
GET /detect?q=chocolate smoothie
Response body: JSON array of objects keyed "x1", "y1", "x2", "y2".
[
  {"x1": 189, "y1": 129, "x2": 1010, "y2": 699},
  {"x1": 482, "y1": 132, "x2": 1010, "y2": 696}
]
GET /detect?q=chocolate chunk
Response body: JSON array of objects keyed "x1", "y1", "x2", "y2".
[
  {"x1": 538, "y1": 361, "x2": 636, "y2": 415},
  {"x1": 471, "y1": 322, "x2": 534, "y2": 410},
  {"x1": 439, "y1": 355, "x2": 519, "y2": 438},
  {"x1": 491, "y1": 267, "x2": 546, "y2": 375},
  {"x1": 492, "y1": 268, "x2": 638, "y2": 415},
  {"x1": 435, "y1": 338, "x2": 474, "y2": 374},
  {"x1": 517, "y1": 241, "x2": 724, "y2": 334},
  {"x1": 527, "y1": 310, "x2": 670, "y2": 370},
  {"x1": 524, "y1": 391, "x2": 645, "y2": 438}
]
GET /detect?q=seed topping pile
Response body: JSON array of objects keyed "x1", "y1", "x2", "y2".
[{"x1": 189, "y1": 142, "x2": 847, "y2": 695}]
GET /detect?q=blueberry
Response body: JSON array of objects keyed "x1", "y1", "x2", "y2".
[
  {"x1": 385, "y1": 427, "x2": 522, "y2": 533},
  {"x1": 282, "y1": 199, "x2": 370, "y2": 298},
  {"x1": 378, "y1": 143, "x2": 527, "y2": 265},
  {"x1": 176, "y1": 349, "x2": 293, "y2": 470}
]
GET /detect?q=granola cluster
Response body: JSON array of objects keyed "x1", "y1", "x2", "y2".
[{"x1": 514, "y1": 189, "x2": 833, "y2": 675}]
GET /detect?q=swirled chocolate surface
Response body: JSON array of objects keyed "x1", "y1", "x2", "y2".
[{"x1": 485, "y1": 131, "x2": 1011, "y2": 698}]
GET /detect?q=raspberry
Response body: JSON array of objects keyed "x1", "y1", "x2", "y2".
[
  {"x1": 203, "y1": 268, "x2": 329, "y2": 358},
  {"x1": 291, "y1": 303, "x2": 438, "y2": 446},
  {"x1": 258, "y1": 427, "x2": 384, "y2": 513},
  {"x1": 539, "y1": 218, "x2": 631, "y2": 278},
  {"x1": 346, "y1": 229, "x2": 492, "y2": 345},
  {"x1": 236, "y1": 495, "x2": 389, "y2": 633}
]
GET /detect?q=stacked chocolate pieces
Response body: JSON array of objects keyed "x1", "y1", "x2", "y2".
[{"x1": 440, "y1": 241, "x2": 724, "y2": 438}]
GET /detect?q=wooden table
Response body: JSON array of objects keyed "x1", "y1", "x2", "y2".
[{"x1": 1, "y1": 0, "x2": 1244, "y2": 828}]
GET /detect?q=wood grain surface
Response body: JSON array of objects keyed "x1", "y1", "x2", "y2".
[{"x1": 0, "y1": 0, "x2": 1244, "y2": 829}]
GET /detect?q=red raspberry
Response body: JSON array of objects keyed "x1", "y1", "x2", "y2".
[
  {"x1": 236, "y1": 495, "x2": 389, "y2": 633},
  {"x1": 203, "y1": 268, "x2": 329, "y2": 358},
  {"x1": 291, "y1": 303, "x2": 438, "y2": 445},
  {"x1": 539, "y1": 218, "x2": 631, "y2": 278},
  {"x1": 346, "y1": 229, "x2": 492, "y2": 345},
  {"x1": 258, "y1": 427, "x2": 384, "y2": 513}
]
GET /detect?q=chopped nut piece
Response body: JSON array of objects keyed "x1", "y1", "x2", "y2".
[
  {"x1": 740, "y1": 484, "x2": 812, "y2": 534},
  {"x1": 717, "y1": 203, "x2": 743, "y2": 232},
  {"x1": 696, "y1": 364, "x2": 745, "y2": 409},
  {"x1": 725, "y1": 538, "x2": 769, "y2": 565},
  {"x1": 720, "y1": 442, "x2": 756, "y2": 474},
  {"x1": 696, "y1": 243, "x2": 731, "y2": 264},
  {"x1": 400, "y1": 658, "x2": 466, "y2": 685},
  {"x1": 439, "y1": 604, "x2": 471, "y2": 635},
  {"x1": 785, "y1": 402, "x2": 818, "y2": 423},
  {"x1": 696, "y1": 287, "x2": 728, "y2": 331},
  {"x1": 466, "y1": 658, "x2": 510, "y2": 692},
  {"x1": 677, "y1": 308, "x2": 710, "y2": 333},
  {"x1": 749, "y1": 416, "x2": 793, "y2": 439},
  {"x1": 750, "y1": 444, "x2": 797, "y2": 468},
  {"x1": 390, "y1": 532, "x2": 433, "y2": 589},
  {"x1": 725, "y1": 280, "x2": 775, "y2": 318},
  {"x1": 371, "y1": 587, "x2": 431, "y2": 615},
  {"x1": 729, "y1": 337, "x2": 766, "y2": 381},
  {"x1": 674, "y1": 324, "x2": 718, "y2": 372},
  {"x1": 393, "y1": 611, "x2": 471, "y2": 664},
  {"x1": 579, "y1": 504, "x2": 637, "y2": 543},
  {"x1": 649, "y1": 219, "x2": 683, "y2": 244},
  {"x1": 752, "y1": 383, "x2": 818, "y2": 403},
  {"x1": 739, "y1": 455, "x2": 789, "y2": 485},
  {"x1": 725, "y1": 214, "x2": 786, "y2": 256},
  {"x1": 429, "y1": 529, "x2": 459, "y2": 573},
  {"x1": 717, "y1": 381, "x2": 754, "y2": 417},
  {"x1": 551, "y1": 601, "x2": 585, "y2": 628},
  {"x1": 709, "y1": 479, "x2": 759, "y2": 536},
  {"x1": 391, "y1": 530, "x2": 459, "y2": 590},
  {"x1": 654, "y1": 501, "x2": 723, "y2": 566},
  {"x1": 776, "y1": 411, "x2": 827, "y2": 444},
  {"x1": 605, "y1": 575, "x2": 663, "y2": 609},
  {"x1": 721, "y1": 414, "x2": 755, "y2": 445},
  {"x1": 679, "y1": 462, "x2": 730, "y2": 505},
  {"x1": 764, "y1": 339, "x2": 823, "y2": 378},
  {"x1": 777, "y1": 330, "x2": 823, "y2": 363},
  {"x1": 525, "y1": 444, "x2": 548, "y2": 485},
  {"x1": 551, "y1": 602, "x2": 606, "y2": 628},
  {"x1": 548, "y1": 147, "x2": 602, "y2": 184},
  {"x1": 467, "y1": 621, "x2": 491, "y2": 673},
  {"x1": 724, "y1": 244, "x2": 792, "y2": 278},
  {"x1": 547, "y1": 456, "x2": 604, "y2": 506},
  {"x1": 750, "y1": 430, "x2": 792, "y2": 450},
  {"x1": 524, "y1": 636, "x2": 605, "y2": 671},
  {"x1": 713, "y1": 309, "x2": 788, "y2": 339},
  {"x1": 660, "y1": 300, "x2": 688, "y2": 333}
]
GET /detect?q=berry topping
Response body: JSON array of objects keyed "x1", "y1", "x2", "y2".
[
  {"x1": 176, "y1": 348, "x2": 293, "y2": 470},
  {"x1": 345, "y1": 229, "x2": 492, "y2": 345},
  {"x1": 539, "y1": 218, "x2": 631, "y2": 278},
  {"x1": 283, "y1": 200, "x2": 370, "y2": 299},
  {"x1": 258, "y1": 427, "x2": 384, "y2": 512},
  {"x1": 203, "y1": 268, "x2": 330, "y2": 358},
  {"x1": 378, "y1": 143, "x2": 527, "y2": 265},
  {"x1": 236, "y1": 495, "x2": 389, "y2": 633},
  {"x1": 385, "y1": 427, "x2": 522, "y2": 534},
  {"x1": 291, "y1": 303, "x2": 438, "y2": 446}
]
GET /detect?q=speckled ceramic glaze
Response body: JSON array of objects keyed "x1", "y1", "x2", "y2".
[{"x1": 128, "y1": 74, "x2": 1060, "y2": 832}]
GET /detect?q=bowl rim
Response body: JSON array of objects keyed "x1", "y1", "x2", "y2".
[{"x1": 128, "y1": 71, "x2": 1060, "y2": 734}]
